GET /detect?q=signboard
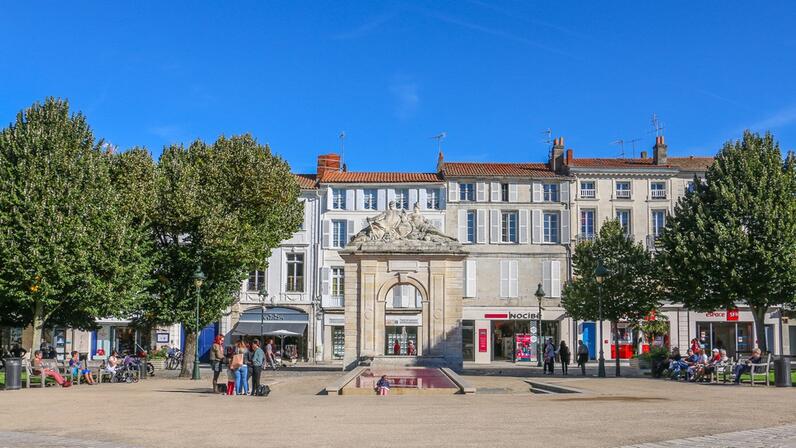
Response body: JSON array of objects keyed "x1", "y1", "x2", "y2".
[
  {"x1": 156, "y1": 332, "x2": 169, "y2": 344},
  {"x1": 515, "y1": 334, "x2": 532, "y2": 362},
  {"x1": 702, "y1": 310, "x2": 741, "y2": 322},
  {"x1": 478, "y1": 329, "x2": 487, "y2": 352},
  {"x1": 324, "y1": 315, "x2": 346, "y2": 326},
  {"x1": 385, "y1": 314, "x2": 422, "y2": 326},
  {"x1": 726, "y1": 308, "x2": 739, "y2": 321},
  {"x1": 483, "y1": 312, "x2": 539, "y2": 320}
]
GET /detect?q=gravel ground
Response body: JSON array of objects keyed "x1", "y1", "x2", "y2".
[{"x1": 1, "y1": 368, "x2": 795, "y2": 448}]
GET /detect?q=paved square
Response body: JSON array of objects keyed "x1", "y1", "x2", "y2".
[{"x1": 1, "y1": 370, "x2": 795, "y2": 447}]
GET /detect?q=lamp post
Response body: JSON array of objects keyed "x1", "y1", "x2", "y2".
[
  {"x1": 192, "y1": 267, "x2": 206, "y2": 381},
  {"x1": 258, "y1": 286, "x2": 268, "y2": 339},
  {"x1": 534, "y1": 283, "x2": 545, "y2": 368},
  {"x1": 595, "y1": 260, "x2": 607, "y2": 378}
]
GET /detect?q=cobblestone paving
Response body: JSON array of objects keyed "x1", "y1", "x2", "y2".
[
  {"x1": 0, "y1": 431, "x2": 138, "y2": 448},
  {"x1": 620, "y1": 425, "x2": 796, "y2": 448}
]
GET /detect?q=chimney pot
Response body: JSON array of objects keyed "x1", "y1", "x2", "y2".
[
  {"x1": 316, "y1": 153, "x2": 341, "y2": 179},
  {"x1": 566, "y1": 149, "x2": 573, "y2": 165},
  {"x1": 640, "y1": 150, "x2": 648, "y2": 159}
]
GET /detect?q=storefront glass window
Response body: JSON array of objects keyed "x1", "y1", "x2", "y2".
[
  {"x1": 385, "y1": 326, "x2": 417, "y2": 355},
  {"x1": 461, "y1": 320, "x2": 475, "y2": 362},
  {"x1": 332, "y1": 326, "x2": 345, "y2": 360}
]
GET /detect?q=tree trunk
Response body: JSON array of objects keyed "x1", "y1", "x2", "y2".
[
  {"x1": 614, "y1": 322, "x2": 621, "y2": 377},
  {"x1": 750, "y1": 305, "x2": 769, "y2": 354},
  {"x1": 180, "y1": 330, "x2": 198, "y2": 378},
  {"x1": 30, "y1": 299, "x2": 44, "y2": 356}
]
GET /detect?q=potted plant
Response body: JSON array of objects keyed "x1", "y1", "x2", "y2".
[{"x1": 147, "y1": 346, "x2": 169, "y2": 370}]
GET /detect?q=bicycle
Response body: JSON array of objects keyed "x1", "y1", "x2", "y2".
[{"x1": 165, "y1": 349, "x2": 183, "y2": 370}]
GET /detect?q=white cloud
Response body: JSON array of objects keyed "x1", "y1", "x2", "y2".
[
  {"x1": 390, "y1": 80, "x2": 420, "y2": 120},
  {"x1": 744, "y1": 106, "x2": 796, "y2": 132}
]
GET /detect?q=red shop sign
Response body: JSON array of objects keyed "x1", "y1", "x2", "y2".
[
  {"x1": 478, "y1": 329, "x2": 488, "y2": 352},
  {"x1": 726, "y1": 309, "x2": 739, "y2": 321}
]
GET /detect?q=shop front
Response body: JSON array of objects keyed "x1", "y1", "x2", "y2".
[
  {"x1": 462, "y1": 307, "x2": 568, "y2": 364},
  {"x1": 230, "y1": 307, "x2": 309, "y2": 360},
  {"x1": 384, "y1": 314, "x2": 422, "y2": 356},
  {"x1": 692, "y1": 309, "x2": 779, "y2": 358},
  {"x1": 323, "y1": 314, "x2": 346, "y2": 361}
]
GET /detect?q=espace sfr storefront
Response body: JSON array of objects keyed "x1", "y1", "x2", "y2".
[
  {"x1": 462, "y1": 307, "x2": 570, "y2": 364},
  {"x1": 689, "y1": 308, "x2": 781, "y2": 359}
]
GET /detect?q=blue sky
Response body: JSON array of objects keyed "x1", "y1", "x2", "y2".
[{"x1": 2, "y1": 2, "x2": 795, "y2": 174}]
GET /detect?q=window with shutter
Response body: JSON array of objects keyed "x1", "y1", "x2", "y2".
[
  {"x1": 500, "y1": 260, "x2": 509, "y2": 298},
  {"x1": 551, "y1": 260, "x2": 561, "y2": 298},
  {"x1": 490, "y1": 209, "x2": 500, "y2": 243},
  {"x1": 476, "y1": 209, "x2": 487, "y2": 244},
  {"x1": 509, "y1": 260, "x2": 518, "y2": 298},
  {"x1": 465, "y1": 260, "x2": 477, "y2": 297},
  {"x1": 490, "y1": 182, "x2": 500, "y2": 202}
]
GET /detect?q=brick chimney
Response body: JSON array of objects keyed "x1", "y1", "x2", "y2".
[
  {"x1": 316, "y1": 153, "x2": 341, "y2": 180},
  {"x1": 436, "y1": 149, "x2": 445, "y2": 173},
  {"x1": 549, "y1": 137, "x2": 565, "y2": 173},
  {"x1": 565, "y1": 149, "x2": 573, "y2": 165},
  {"x1": 640, "y1": 150, "x2": 648, "y2": 159},
  {"x1": 653, "y1": 136, "x2": 668, "y2": 165}
]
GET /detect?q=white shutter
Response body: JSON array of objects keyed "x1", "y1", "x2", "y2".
[
  {"x1": 532, "y1": 209, "x2": 542, "y2": 243},
  {"x1": 532, "y1": 182, "x2": 543, "y2": 203},
  {"x1": 551, "y1": 260, "x2": 561, "y2": 298},
  {"x1": 458, "y1": 209, "x2": 468, "y2": 242},
  {"x1": 346, "y1": 220, "x2": 355, "y2": 245},
  {"x1": 476, "y1": 182, "x2": 487, "y2": 202},
  {"x1": 448, "y1": 181, "x2": 459, "y2": 202},
  {"x1": 438, "y1": 188, "x2": 446, "y2": 209},
  {"x1": 465, "y1": 259, "x2": 477, "y2": 298},
  {"x1": 542, "y1": 260, "x2": 551, "y2": 298},
  {"x1": 560, "y1": 182, "x2": 570, "y2": 203},
  {"x1": 418, "y1": 188, "x2": 428, "y2": 210},
  {"x1": 387, "y1": 188, "x2": 395, "y2": 205},
  {"x1": 509, "y1": 183, "x2": 518, "y2": 202},
  {"x1": 377, "y1": 189, "x2": 386, "y2": 210},
  {"x1": 409, "y1": 188, "x2": 418, "y2": 209},
  {"x1": 401, "y1": 284, "x2": 410, "y2": 308},
  {"x1": 345, "y1": 189, "x2": 354, "y2": 211},
  {"x1": 322, "y1": 220, "x2": 331, "y2": 249},
  {"x1": 325, "y1": 187, "x2": 334, "y2": 211},
  {"x1": 490, "y1": 209, "x2": 500, "y2": 243},
  {"x1": 519, "y1": 209, "x2": 529, "y2": 244},
  {"x1": 561, "y1": 209, "x2": 571, "y2": 244},
  {"x1": 490, "y1": 182, "x2": 500, "y2": 202},
  {"x1": 476, "y1": 209, "x2": 487, "y2": 244},
  {"x1": 500, "y1": 260, "x2": 509, "y2": 298},
  {"x1": 355, "y1": 189, "x2": 364, "y2": 210},
  {"x1": 509, "y1": 260, "x2": 518, "y2": 298},
  {"x1": 321, "y1": 267, "x2": 331, "y2": 299}
]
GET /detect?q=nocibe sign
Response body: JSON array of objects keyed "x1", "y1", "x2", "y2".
[{"x1": 484, "y1": 312, "x2": 540, "y2": 320}]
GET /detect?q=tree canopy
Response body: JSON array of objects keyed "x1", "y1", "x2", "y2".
[
  {"x1": 138, "y1": 135, "x2": 303, "y2": 376},
  {"x1": 0, "y1": 98, "x2": 153, "y2": 351},
  {"x1": 657, "y1": 131, "x2": 796, "y2": 352}
]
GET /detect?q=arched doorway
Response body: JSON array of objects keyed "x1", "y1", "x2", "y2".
[{"x1": 385, "y1": 284, "x2": 422, "y2": 356}]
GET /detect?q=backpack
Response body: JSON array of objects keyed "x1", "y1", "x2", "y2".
[{"x1": 253, "y1": 384, "x2": 271, "y2": 397}]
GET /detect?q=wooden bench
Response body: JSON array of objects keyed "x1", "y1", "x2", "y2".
[
  {"x1": 748, "y1": 353, "x2": 772, "y2": 386},
  {"x1": 22, "y1": 360, "x2": 48, "y2": 388}
]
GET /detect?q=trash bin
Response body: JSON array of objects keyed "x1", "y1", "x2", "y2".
[
  {"x1": 3, "y1": 357, "x2": 22, "y2": 390},
  {"x1": 774, "y1": 356, "x2": 792, "y2": 388}
]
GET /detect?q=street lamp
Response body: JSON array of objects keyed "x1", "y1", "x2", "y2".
[
  {"x1": 258, "y1": 286, "x2": 268, "y2": 339},
  {"x1": 534, "y1": 283, "x2": 545, "y2": 368},
  {"x1": 595, "y1": 260, "x2": 607, "y2": 378},
  {"x1": 192, "y1": 267, "x2": 206, "y2": 381}
]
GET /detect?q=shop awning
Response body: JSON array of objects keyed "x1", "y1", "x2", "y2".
[{"x1": 230, "y1": 321, "x2": 307, "y2": 336}]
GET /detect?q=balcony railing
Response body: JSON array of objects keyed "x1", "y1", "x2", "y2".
[
  {"x1": 650, "y1": 189, "x2": 667, "y2": 199},
  {"x1": 576, "y1": 233, "x2": 595, "y2": 243},
  {"x1": 646, "y1": 234, "x2": 660, "y2": 250},
  {"x1": 615, "y1": 189, "x2": 631, "y2": 199},
  {"x1": 580, "y1": 189, "x2": 596, "y2": 199},
  {"x1": 322, "y1": 295, "x2": 345, "y2": 308}
]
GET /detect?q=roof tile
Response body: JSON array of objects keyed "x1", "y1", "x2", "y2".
[
  {"x1": 443, "y1": 162, "x2": 559, "y2": 177},
  {"x1": 320, "y1": 171, "x2": 442, "y2": 183},
  {"x1": 294, "y1": 174, "x2": 317, "y2": 189}
]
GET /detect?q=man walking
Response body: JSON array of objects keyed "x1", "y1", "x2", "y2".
[
  {"x1": 250, "y1": 339, "x2": 265, "y2": 394},
  {"x1": 265, "y1": 339, "x2": 278, "y2": 370}
]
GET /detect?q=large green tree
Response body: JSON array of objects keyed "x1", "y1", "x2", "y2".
[
  {"x1": 140, "y1": 135, "x2": 302, "y2": 377},
  {"x1": 562, "y1": 219, "x2": 660, "y2": 376},
  {"x1": 657, "y1": 131, "x2": 796, "y2": 353},
  {"x1": 0, "y1": 98, "x2": 154, "y2": 352}
]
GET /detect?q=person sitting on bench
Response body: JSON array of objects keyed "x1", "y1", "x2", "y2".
[
  {"x1": 733, "y1": 348, "x2": 763, "y2": 384},
  {"x1": 32, "y1": 350, "x2": 71, "y2": 387}
]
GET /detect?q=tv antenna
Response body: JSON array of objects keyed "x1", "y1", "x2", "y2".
[
  {"x1": 338, "y1": 131, "x2": 346, "y2": 161},
  {"x1": 611, "y1": 139, "x2": 625, "y2": 158},
  {"x1": 541, "y1": 128, "x2": 553, "y2": 145},
  {"x1": 627, "y1": 138, "x2": 642, "y2": 158},
  {"x1": 650, "y1": 113, "x2": 665, "y2": 136},
  {"x1": 431, "y1": 132, "x2": 447, "y2": 153}
]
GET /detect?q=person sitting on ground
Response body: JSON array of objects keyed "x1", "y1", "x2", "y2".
[
  {"x1": 68, "y1": 351, "x2": 95, "y2": 385},
  {"x1": 31, "y1": 350, "x2": 70, "y2": 387},
  {"x1": 375, "y1": 375, "x2": 390, "y2": 396},
  {"x1": 733, "y1": 348, "x2": 764, "y2": 384}
]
